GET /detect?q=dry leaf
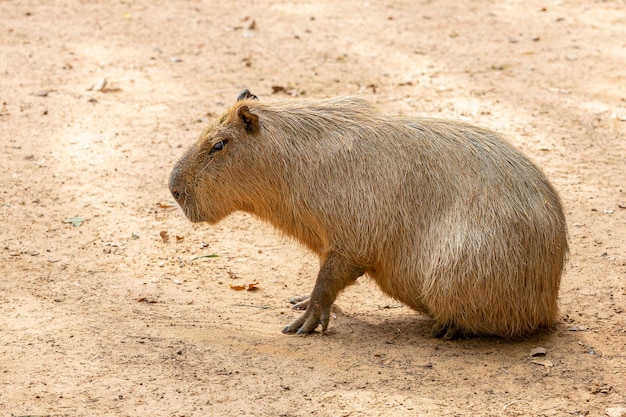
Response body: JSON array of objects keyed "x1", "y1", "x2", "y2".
[
  {"x1": 159, "y1": 230, "x2": 169, "y2": 243},
  {"x1": 158, "y1": 201, "x2": 177, "y2": 209},
  {"x1": 229, "y1": 283, "x2": 246, "y2": 291},
  {"x1": 530, "y1": 358, "x2": 553, "y2": 368},
  {"x1": 590, "y1": 384, "x2": 612, "y2": 394},
  {"x1": 63, "y1": 216, "x2": 86, "y2": 227},
  {"x1": 229, "y1": 281, "x2": 260, "y2": 291}
]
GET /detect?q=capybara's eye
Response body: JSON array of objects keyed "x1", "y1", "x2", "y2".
[{"x1": 210, "y1": 139, "x2": 228, "y2": 155}]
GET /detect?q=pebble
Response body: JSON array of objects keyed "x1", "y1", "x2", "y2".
[{"x1": 607, "y1": 407, "x2": 626, "y2": 417}]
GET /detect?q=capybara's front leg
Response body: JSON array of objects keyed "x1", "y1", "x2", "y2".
[{"x1": 282, "y1": 253, "x2": 364, "y2": 335}]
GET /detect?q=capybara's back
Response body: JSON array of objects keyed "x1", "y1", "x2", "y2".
[{"x1": 169, "y1": 91, "x2": 569, "y2": 339}]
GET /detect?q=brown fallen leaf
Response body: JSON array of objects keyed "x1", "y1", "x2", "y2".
[
  {"x1": 229, "y1": 281, "x2": 260, "y2": 291},
  {"x1": 159, "y1": 230, "x2": 169, "y2": 243},
  {"x1": 229, "y1": 283, "x2": 247, "y2": 291},
  {"x1": 175, "y1": 235, "x2": 184, "y2": 242},
  {"x1": 590, "y1": 384, "x2": 612, "y2": 394},
  {"x1": 158, "y1": 201, "x2": 177, "y2": 209}
]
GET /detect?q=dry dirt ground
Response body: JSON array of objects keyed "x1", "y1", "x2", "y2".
[{"x1": 1, "y1": 1, "x2": 625, "y2": 416}]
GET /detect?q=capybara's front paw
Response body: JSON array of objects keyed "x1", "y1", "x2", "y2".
[{"x1": 282, "y1": 300, "x2": 331, "y2": 335}]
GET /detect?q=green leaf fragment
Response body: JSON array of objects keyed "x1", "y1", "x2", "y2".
[
  {"x1": 63, "y1": 216, "x2": 86, "y2": 227},
  {"x1": 190, "y1": 254, "x2": 219, "y2": 262}
]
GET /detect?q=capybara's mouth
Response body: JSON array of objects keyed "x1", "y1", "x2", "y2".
[{"x1": 180, "y1": 204, "x2": 205, "y2": 223}]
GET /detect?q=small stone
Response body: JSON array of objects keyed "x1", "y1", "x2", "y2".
[
  {"x1": 607, "y1": 407, "x2": 626, "y2": 417},
  {"x1": 93, "y1": 77, "x2": 107, "y2": 91}
]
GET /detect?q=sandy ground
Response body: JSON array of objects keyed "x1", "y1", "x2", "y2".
[{"x1": 1, "y1": 0, "x2": 625, "y2": 416}]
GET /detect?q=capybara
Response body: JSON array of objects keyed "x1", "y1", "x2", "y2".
[{"x1": 169, "y1": 89, "x2": 568, "y2": 339}]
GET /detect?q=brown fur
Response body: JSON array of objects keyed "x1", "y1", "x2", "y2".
[{"x1": 169, "y1": 91, "x2": 569, "y2": 339}]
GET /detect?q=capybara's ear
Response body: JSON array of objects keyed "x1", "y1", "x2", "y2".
[
  {"x1": 237, "y1": 105, "x2": 259, "y2": 134},
  {"x1": 237, "y1": 89, "x2": 258, "y2": 101}
]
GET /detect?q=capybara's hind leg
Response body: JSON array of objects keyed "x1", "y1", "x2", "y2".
[
  {"x1": 289, "y1": 295, "x2": 310, "y2": 310},
  {"x1": 430, "y1": 321, "x2": 462, "y2": 340},
  {"x1": 430, "y1": 321, "x2": 448, "y2": 338},
  {"x1": 442, "y1": 324, "x2": 462, "y2": 340},
  {"x1": 282, "y1": 253, "x2": 364, "y2": 335}
]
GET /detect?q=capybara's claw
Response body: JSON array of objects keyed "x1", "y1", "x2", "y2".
[
  {"x1": 442, "y1": 324, "x2": 461, "y2": 341},
  {"x1": 289, "y1": 295, "x2": 310, "y2": 304},
  {"x1": 282, "y1": 312, "x2": 319, "y2": 334},
  {"x1": 281, "y1": 324, "x2": 299, "y2": 334},
  {"x1": 289, "y1": 295, "x2": 310, "y2": 310},
  {"x1": 292, "y1": 300, "x2": 309, "y2": 310},
  {"x1": 282, "y1": 313, "x2": 308, "y2": 334},
  {"x1": 282, "y1": 301, "x2": 331, "y2": 334},
  {"x1": 430, "y1": 321, "x2": 448, "y2": 338}
]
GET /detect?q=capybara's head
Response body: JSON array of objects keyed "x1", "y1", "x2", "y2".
[{"x1": 168, "y1": 90, "x2": 261, "y2": 224}]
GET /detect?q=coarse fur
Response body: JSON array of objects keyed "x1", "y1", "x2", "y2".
[{"x1": 169, "y1": 91, "x2": 569, "y2": 339}]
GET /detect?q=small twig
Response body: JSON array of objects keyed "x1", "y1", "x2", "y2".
[
  {"x1": 379, "y1": 304, "x2": 403, "y2": 309},
  {"x1": 232, "y1": 304, "x2": 270, "y2": 310},
  {"x1": 190, "y1": 254, "x2": 219, "y2": 262},
  {"x1": 503, "y1": 399, "x2": 530, "y2": 412},
  {"x1": 80, "y1": 236, "x2": 100, "y2": 249}
]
